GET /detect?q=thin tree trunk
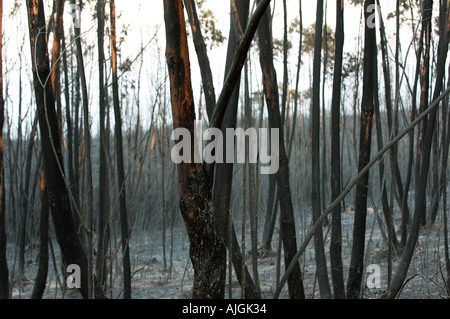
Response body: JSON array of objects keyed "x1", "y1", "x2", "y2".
[
  {"x1": 18, "y1": 112, "x2": 38, "y2": 282},
  {"x1": 415, "y1": 0, "x2": 433, "y2": 226},
  {"x1": 70, "y1": 0, "x2": 96, "y2": 298},
  {"x1": 72, "y1": 44, "x2": 81, "y2": 232},
  {"x1": 50, "y1": 0, "x2": 64, "y2": 144},
  {"x1": 31, "y1": 167, "x2": 49, "y2": 299},
  {"x1": 321, "y1": 0, "x2": 328, "y2": 216},
  {"x1": 429, "y1": 0, "x2": 448, "y2": 225},
  {"x1": 389, "y1": 0, "x2": 449, "y2": 299},
  {"x1": 96, "y1": 0, "x2": 110, "y2": 288},
  {"x1": 442, "y1": 59, "x2": 450, "y2": 296},
  {"x1": 183, "y1": 0, "x2": 216, "y2": 120},
  {"x1": 211, "y1": 0, "x2": 260, "y2": 300},
  {"x1": 26, "y1": 0, "x2": 105, "y2": 299},
  {"x1": 347, "y1": 0, "x2": 376, "y2": 299},
  {"x1": 401, "y1": 1, "x2": 424, "y2": 248},
  {"x1": 61, "y1": 27, "x2": 76, "y2": 212},
  {"x1": 330, "y1": 0, "x2": 345, "y2": 299},
  {"x1": 257, "y1": 0, "x2": 305, "y2": 299},
  {"x1": 311, "y1": 0, "x2": 332, "y2": 299},
  {"x1": 261, "y1": 174, "x2": 277, "y2": 252},
  {"x1": 288, "y1": 0, "x2": 303, "y2": 159},
  {"x1": 281, "y1": 0, "x2": 289, "y2": 125},
  {"x1": 376, "y1": 0, "x2": 403, "y2": 252},
  {"x1": 0, "y1": 0, "x2": 9, "y2": 299},
  {"x1": 245, "y1": 60, "x2": 260, "y2": 296},
  {"x1": 110, "y1": 0, "x2": 131, "y2": 299}
]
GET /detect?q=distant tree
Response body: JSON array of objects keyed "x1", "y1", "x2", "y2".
[
  {"x1": 110, "y1": 0, "x2": 132, "y2": 299},
  {"x1": 310, "y1": 0, "x2": 332, "y2": 299},
  {"x1": 415, "y1": 0, "x2": 433, "y2": 226},
  {"x1": 69, "y1": 0, "x2": 96, "y2": 298},
  {"x1": 347, "y1": 0, "x2": 376, "y2": 299},
  {"x1": 31, "y1": 166, "x2": 49, "y2": 299},
  {"x1": 330, "y1": 0, "x2": 345, "y2": 299},
  {"x1": 389, "y1": 0, "x2": 450, "y2": 299},
  {"x1": 0, "y1": 0, "x2": 9, "y2": 300},
  {"x1": 96, "y1": 0, "x2": 110, "y2": 289}
]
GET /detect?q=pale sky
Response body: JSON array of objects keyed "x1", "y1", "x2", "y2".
[{"x1": 1, "y1": 0, "x2": 418, "y2": 135}]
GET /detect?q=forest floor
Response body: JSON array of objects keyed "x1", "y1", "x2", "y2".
[{"x1": 6, "y1": 205, "x2": 450, "y2": 300}]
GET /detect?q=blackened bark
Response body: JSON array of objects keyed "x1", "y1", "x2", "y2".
[
  {"x1": 164, "y1": 0, "x2": 226, "y2": 299},
  {"x1": 18, "y1": 112, "x2": 39, "y2": 281},
  {"x1": 184, "y1": 0, "x2": 216, "y2": 119},
  {"x1": 330, "y1": 0, "x2": 345, "y2": 299},
  {"x1": 347, "y1": 0, "x2": 376, "y2": 299},
  {"x1": 96, "y1": 0, "x2": 109, "y2": 288},
  {"x1": 261, "y1": 176, "x2": 277, "y2": 252},
  {"x1": 50, "y1": 0, "x2": 64, "y2": 140},
  {"x1": 210, "y1": 0, "x2": 260, "y2": 300},
  {"x1": 311, "y1": 0, "x2": 332, "y2": 299},
  {"x1": 415, "y1": 0, "x2": 433, "y2": 226},
  {"x1": 110, "y1": 0, "x2": 132, "y2": 299},
  {"x1": 401, "y1": 2, "x2": 425, "y2": 248},
  {"x1": 0, "y1": 0, "x2": 9, "y2": 299},
  {"x1": 208, "y1": 0, "x2": 272, "y2": 132},
  {"x1": 70, "y1": 0, "x2": 96, "y2": 298},
  {"x1": 31, "y1": 168, "x2": 49, "y2": 299},
  {"x1": 389, "y1": 1, "x2": 450, "y2": 299},
  {"x1": 376, "y1": 0, "x2": 401, "y2": 252},
  {"x1": 26, "y1": 0, "x2": 105, "y2": 300},
  {"x1": 257, "y1": 1, "x2": 305, "y2": 299}
]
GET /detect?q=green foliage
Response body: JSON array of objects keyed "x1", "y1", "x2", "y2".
[
  {"x1": 272, "y1": 38, "x2": 292, "y2": 60},
  {"x1": 302, "y1": 23, "x2": 336, "y2": 72},
  {"x1": 302, "y1": 23, "x2": 335, "y2": 55},
  {"x1": 195, "y1": 0, "x2": 226, "y2": 49}
]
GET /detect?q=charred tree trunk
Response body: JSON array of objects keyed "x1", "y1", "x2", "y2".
[
  {"x1": 346, "y1": 0, "x2": 376, "y2": 299},
  {"x1": 50, "y1": 0, "x2": 64, "y2": 142},
  {"x1": 210, "y1": 0, "x2": 260, "y2": 299},
  {"x1": 96, "y1": 0, "x2": 110, "y2": 289},
  {"x1": 310, "y1": 0, "x2": 332, "y2": 299},
  {"x1": 376, "y1": 0, "x2": 402, "y2": 252},
  {"x1": 415, "y1": 0, "x2": 433, "y2": 226},
  {"x1": 257, "y1": 0, "x2": 305, "y2": 299},
  {"x1": 163, "y1": 0, "x2": 226, "y2": 299},
  {"x1": 26, "y1": 0, "x2": 105, "y2": 300},
  {"x1": 183, "y1": 0, "x2": 216, "y2": 119},
  {"x1": 61, "y1": 27, "x2": 75, "y2": 210},
  {"x1": 31, "y1": 168, "x2": 49, "y2": 299},
  {"x1": 70, "y1": 0, "x2": 96, "y2": 298},
  {"x1": 330, "y1": 0, "x2": 345, "y2": 299},
  {"x1": 165, "y1": 0, "x2": 272, "y2": 299},
  {"x1": 110, "y1": 0, "x2": 132, "y2": 299},
  {"x1": 389, "y1": 0, "x2": 449, "y2": 299},
  {"x1": 0, "y1": 0, "x2": 9, "y2": 299},
  {"x1": 18, "y1": 113, "x2": 39, "y2": 282}
]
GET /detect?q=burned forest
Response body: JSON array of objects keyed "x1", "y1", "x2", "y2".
[{"x1": 0, "y1": 0, "x2": 450, "y2": 302}]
